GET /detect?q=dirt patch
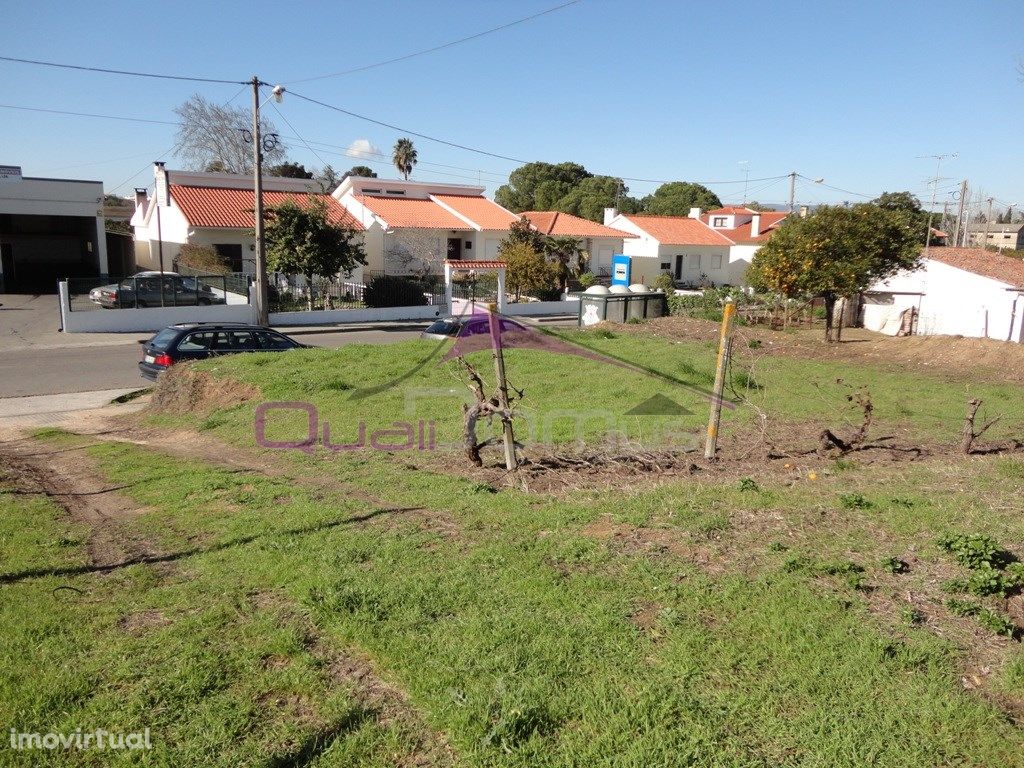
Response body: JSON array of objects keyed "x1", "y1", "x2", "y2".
[
  {"x1": 247, "y1": 590, "x2": 456, "y2": 766},
  {"x1": 622, "y1": 316, "x2": 1024, "y2": 385},
  {"x1": 119, "y1": 609, "x2": 170, "y2": 634},
  {"x1": 581, "y1": 516, "x2": 724, "y2": 574},
  {"x1": 0, "y1": 437, "x2": 159, "y2": 570},
  {"x1": 630, "y1": 601, "x2": 662, "y2": 632},
  {"x1": 149, "y1": 363, "x2": 260, "y2": 414}
]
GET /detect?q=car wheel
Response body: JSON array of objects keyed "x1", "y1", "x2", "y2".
[
  {"x1": 198, "y1": 298, "x2": 211, "y2": 306},
  {"x1": 137, "y1": 300, "x2": 147, "y2": 308}
]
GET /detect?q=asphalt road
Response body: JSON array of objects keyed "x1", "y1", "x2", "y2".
[
  {"x1": 0, "y1": 293, "x2": 576, "y2": 399},
  {"x1": 0, "y1": 324, "x2": 426, "y2": 398}
]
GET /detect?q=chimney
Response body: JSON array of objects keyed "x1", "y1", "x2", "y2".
[
  {"x1": 603, "y1": 207, "x2": 618, "y2": 225},
  {"x1": 749, "y1": 213, "x2": 761, "y2": 238},
  {"x1": 799, "y1": 205, "x2": 809, "y2": 218},
  {"x1": 133, "y1": 187, "x2": 148, "y2": 210},
  {"x1": 688, "y1": 207, "x2": 701, "y2": 219},
  {"x1": 154, "y1": 161, "x2": 169, "y2": 207}
]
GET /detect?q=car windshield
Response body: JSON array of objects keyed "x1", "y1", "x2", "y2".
[
  {"x1": 424, "y1": 321, "x2": 459, "y2": 335},
  {"x1": 147, "y1": 328, "x2": 180, "y2": 351}
]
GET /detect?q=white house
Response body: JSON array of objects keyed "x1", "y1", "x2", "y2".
[
  {"x1": 130, "y1": 163, "x2": 356, "y2": 275},
  {"x1": 0, "y1": 164, "x2": 108, "y2": 292},
  {"x1": 863, "y1": 247, "x2": 1024, "y2": 341},
  {"x1": 603, "y1": 206, "x2": 787, "y2": 286},
  {"x1": 333, "y1": 176, "x2": 518, "y2": 274},
  {"x1": 520, "y1": 210, "x2": 631, "y2": 277}
]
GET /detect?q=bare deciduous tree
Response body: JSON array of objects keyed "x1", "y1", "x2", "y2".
[
  {"x1": 173, "y1": 94, "x2": 286, "y2": 174},
  {"x1": 384, "y1": 230, "x2": 445, "y2": 276}
]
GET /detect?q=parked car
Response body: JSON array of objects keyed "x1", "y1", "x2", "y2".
[
  {"x1": 421, "y1": 315, "x2": 528, "y2": 341},
  {"x1": 139, "y1": 322, "x2": 310, "y2": 380},
  {"x1": 90, "y1": 272, "x2": 226, "y2": 309}
]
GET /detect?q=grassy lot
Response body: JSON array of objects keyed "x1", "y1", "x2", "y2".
[{"x1": 3, "y1": 325, "x2": 1024, "y2": 766}]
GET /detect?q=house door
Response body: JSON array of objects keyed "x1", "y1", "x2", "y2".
[
  {"x1": 674, "y1": 255, "x2": 684, "y2": 280},
  {"x1": 214, "y1": 244, "x2": 244, "y2": 273},
  {"x1": 0, "y1": 243, "x2": 14, "y2": 289},
  {"x1": 685, "y1": 254, "x2": 702, "y2": 284},
  {"x1": 447, "y1": 238, "x2": 462, "y2": 260}
]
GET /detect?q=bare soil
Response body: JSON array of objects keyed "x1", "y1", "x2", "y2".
[
  {"x1": 0, "y1": 435, "x2": 157, "y2": 569},
  {"x1": 622, "y1": 316, "x2": 1024, "y2": 385},
  {"x1": 150, "y1": 362, "x2": 260, "y2": 414}
]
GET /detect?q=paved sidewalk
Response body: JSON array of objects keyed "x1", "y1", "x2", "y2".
[{"x1": 0, "y1": 388, "x2": 143, "y2": 430}]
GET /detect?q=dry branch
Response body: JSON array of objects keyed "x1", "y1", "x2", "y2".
[{"x1": 962, "y1": 398, "x2": 1001, "y2": 454}]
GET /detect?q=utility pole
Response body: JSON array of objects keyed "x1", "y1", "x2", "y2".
[
  {"x1": 940, "y1": 200, "x2": 950, "y2": 242},
  {"x1": 787, "y1": 171, "x2": 796, "y2": 213},
  {"x1": 251, "y1": 75, "x2": 269, "y2": 326},
  {"x1": 919, "y1": 153, "x2": 955, "y2": 259},
  {"x1": 983, "y1": 197, "x2": 994, "y2": 249},
  {"x1": 953, "y1": 180, "x2": 968, "y2": 247}
]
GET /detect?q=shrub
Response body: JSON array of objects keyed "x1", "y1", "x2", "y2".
[
  {"x1": 177, "y1": 243, "x2": 230, "y2": 274},
  {"x1": 652, "y1": 271, "x2": 675, "y2": 293},
  {"x1": 880, "y1": 556, "x2": 908, "y2": 574},
  {"x1": 363, "y1": 275, "x2": 427, "y2": 308},
  {"x1": 937, "y1": 533, "x2": 1010, "y2": 570},
  {"x1": 578, "y1": 272, "x2": 595, "y2": 288}
]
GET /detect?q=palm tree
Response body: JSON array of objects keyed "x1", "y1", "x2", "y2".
[
  {"x1": 392, "y1": 138, "x2": 417, "y2": 180},
  {"x1": 544, "y1": 235, "x2": 587, "y2": 292}
]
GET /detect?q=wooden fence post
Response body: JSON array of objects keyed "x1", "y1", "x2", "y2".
[{"x1": 704, "y1": 300, "x2": 737, "y2": 460}]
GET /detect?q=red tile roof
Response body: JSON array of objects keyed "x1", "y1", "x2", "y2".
[
  {"x1": 927, "y1": 247, "x2": 1024, "y2": 287},
  {"x1": 710, "y1": 212, "x2": 789, "y2": 243},
  {"x1": 706, "y1": 206, "x2": 759, "y2": 215},
  {"x1": 620, "y1": 215, "x2": 733, "y2": 246},
  {"x1": 170, "y1": 185, "x2": 360, "y2": 229},
  {"x1": 432, "y1": 195, "x2": 518, "y2": 230},
  {"x1": 521, "y1": 210, "x2": 634, "y2": 239},
  {"x1": 356, "y1": 195, "x2": 471, "y2": 230}
]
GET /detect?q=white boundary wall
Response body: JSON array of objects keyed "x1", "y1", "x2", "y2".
[
  {"x1": 269, "y1": 304, "x2": 444, "y2": 326},
  {"x1": 59, "y1": 281, "x2": 452, "y2": 332},
  {"x1": 59, "y1": 282, "x2": 256, "y2": 332},
  {"x1": 503, "y1": 299, "x2": 579, "y2": 317}
]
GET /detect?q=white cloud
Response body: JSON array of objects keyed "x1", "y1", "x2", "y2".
[{"x1": 345, "y1": 139, "x2": 381, "y2": 160}]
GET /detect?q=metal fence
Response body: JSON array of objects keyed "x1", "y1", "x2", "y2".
[
  {"x1": 66, "y1": 274, "x2": 248, "y2": 312},
  {"x1": 269, "y1": 272, "x2": 447, "y2": 313},
  {"x1": 176, "y1": 265, "x2": 251, "y2": 298}
]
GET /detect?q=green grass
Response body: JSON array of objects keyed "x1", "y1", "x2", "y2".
[
  {"x1": 4, "y1": 330, "x2": 1024, "y2": 765},
  {"x1": 162, "y1": 332, "x2": 1024, "y2": 456}
]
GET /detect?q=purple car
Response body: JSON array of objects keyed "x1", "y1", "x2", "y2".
[{"x1": 420, "y1": 315, "x2": 527, "y2": 341}]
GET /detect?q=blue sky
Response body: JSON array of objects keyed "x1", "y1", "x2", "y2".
[{"x1": 1, "y1": 0, "x2": 1021, "y2": 213}]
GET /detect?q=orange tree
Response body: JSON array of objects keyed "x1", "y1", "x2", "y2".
[
  {"x1": 748, "y1": 204, "x2": 921, "y2": 342},
  {"x1": 265, "y1": 199, "x2": 366, "y2": 310}
]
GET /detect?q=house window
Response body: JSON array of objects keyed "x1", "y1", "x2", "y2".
[
  {"x1": 688, "y1": 255, "x2": 701, "y2": 270},
  {"x1": 712, "y1": 217, "x2": 727, "y2": 227},
  {"x1": 363, "y1": 188, "x2": 383, "y2": 194},
  {"x1": 385, "y1": 190, "x2": 405, "y2": 195},
  {"x1": 710, "y1": 255, "x2": 723, "y2": 270},
  {"x1": 660, "y1": 262, "x2": 671, "y2": 270},
  {"x1": 465, "y1": 241, "x2": 472, "y2": 250}
]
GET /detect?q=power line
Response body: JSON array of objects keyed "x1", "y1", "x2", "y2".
[
  {"x1": 797, "y1": 174, "x2": 873, "y2": 199},
  {"x1": 284, "y1": 0, "x2": 582, "y2": 84},
  {"x1": 0, "y1": 103, "x2": 178, "y2": 125},
  {"x1": 287, "y1": 88, "x2": 792, "y2": 186},
  {"x1": 287, "y1": 89, "x2": 532, "y2": 164},
  {"x1": 0, "y1": 101, "x2": 514, "y2": 184},
  {"x1": 0, "y1": 54, "x2": 246, "y2": 85}
]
